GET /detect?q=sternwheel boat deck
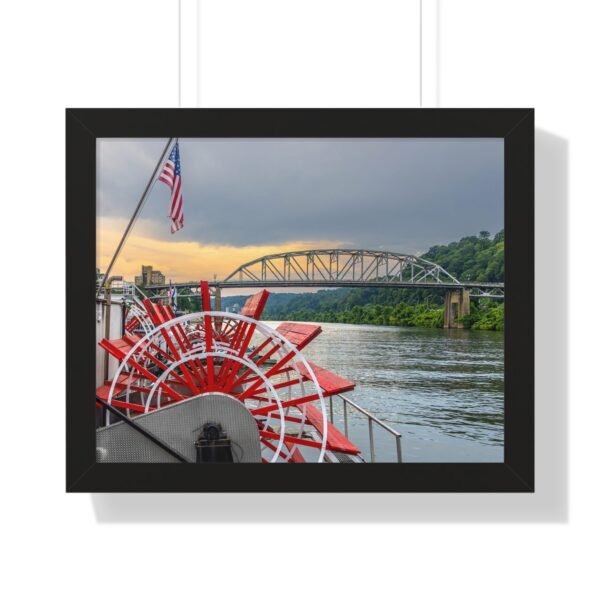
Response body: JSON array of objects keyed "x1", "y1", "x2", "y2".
[{"x1": 95, "y1": 279, "x2": 402, "y2": 463}]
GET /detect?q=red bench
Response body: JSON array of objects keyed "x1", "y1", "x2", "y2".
[
  {"x1": 303, "y1": 403, "x2": 361, "y2": 455},
  {"x1": 95, "y1": 372, "x2": 140, "y2": 401},
  {"x1": 240, "y1": 289, "x2": 270, "y2": 319},
  {"x1": 293, "y1": 361, "x2": 359, "y2": 455},
  {"x1": 275, "y1": 322, "x2": 322, "y2": 350},
  {"x1": 294, "y1": 361, "x2": 355, "y2": 396}
]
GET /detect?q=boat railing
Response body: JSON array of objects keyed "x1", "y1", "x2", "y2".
[
  {"x1": 330, "y1": 393, "x2": 402, "y2": 463},
  {"x1": 96, "y1": 279, "x2": 142, "y2": 299}
]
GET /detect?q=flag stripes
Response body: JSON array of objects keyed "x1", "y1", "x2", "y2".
[{"x1": 159, "y1": 141, "x2": 184, "y2": 233}]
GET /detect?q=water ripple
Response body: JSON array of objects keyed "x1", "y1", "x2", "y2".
[{"x1": 266, "y1": 321, "x2": 505, "y2": 456}]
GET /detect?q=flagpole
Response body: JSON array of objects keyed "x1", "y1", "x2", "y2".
[{"x1": 97, "y1": 137, "x2": 175, "y2": 296}]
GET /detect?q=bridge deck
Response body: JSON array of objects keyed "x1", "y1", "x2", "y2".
[{"x1": 145, "y1": 280, "x2": 504, "y2": 291}]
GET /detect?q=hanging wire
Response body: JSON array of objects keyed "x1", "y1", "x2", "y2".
[{"x1": 420, "y1": 0, "x2": 423, "y2": 107}]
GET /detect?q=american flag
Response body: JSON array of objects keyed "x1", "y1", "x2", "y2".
[
  {"x1": 168, "y1": 282, "x2": 177, "y2": 312},
  {"x1": 159, "y1": 141, "x2": 184, "y2": 233}
]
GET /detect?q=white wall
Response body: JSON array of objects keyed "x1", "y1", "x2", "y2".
[
  {"x1": 95, "y1": 300, "x2": 125, "y2": 387},
  {"x1": 2, "y1": 1, "x2": 596, "y2": 599},
  {"x1": 195, "y1": 0, "x2": 422, "y2": 107}
]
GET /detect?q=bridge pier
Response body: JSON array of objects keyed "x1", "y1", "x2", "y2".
[{"x1": 444, "y1": 288, "x2": 470, "y2": 328}]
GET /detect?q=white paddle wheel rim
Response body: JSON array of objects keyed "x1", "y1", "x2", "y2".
[
  {"x1": 124, "y1": 302, "x2": 154, "y2": 335},
  {"x1": 105, "y1": 311, "x2": 329, "y2": 463}
]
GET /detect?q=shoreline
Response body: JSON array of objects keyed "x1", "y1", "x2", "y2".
[{"x1": 263, "y1": 301, "x2": 505, "y2": 332}]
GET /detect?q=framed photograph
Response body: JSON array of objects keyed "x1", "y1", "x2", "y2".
[{"x1": 66, "y1": 108, "x2": 533, "y2": 492}]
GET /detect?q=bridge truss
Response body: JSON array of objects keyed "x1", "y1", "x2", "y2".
[
  {"x1": 144, "y1": 249, "x2": 504, "y2": 299},
  {"x1": 226, "y1": 249, "x2": 461, "y2": 286}
]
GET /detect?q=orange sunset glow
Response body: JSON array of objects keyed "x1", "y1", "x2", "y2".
[{"x1": 97, "y1": 216, "x2": 342, "y2": 282}]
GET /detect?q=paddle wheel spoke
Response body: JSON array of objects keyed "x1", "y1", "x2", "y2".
[
  {"x1": 252, "y1": 377, "x2": 302, "y2": 395},
  {"x1": 259, "y1": 437, "x2": 291, "y2": 462},
  {"x1": 216, "y1": 319, "x2": 254, "y2": 386},
  {"x1": 251, "y1": 393, "x2": 321, "y2": 417},
  {"x1": 259, "y1": 430, "x2": 323, "y2": 450}
]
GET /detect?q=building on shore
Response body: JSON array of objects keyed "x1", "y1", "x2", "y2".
[{"x1": 134, "y1": 265, "x2": 165, "y2": 286}]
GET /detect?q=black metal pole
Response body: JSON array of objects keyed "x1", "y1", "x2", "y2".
[{"x1": 97, "y1": 137, "x2": 174, "y2": 296}]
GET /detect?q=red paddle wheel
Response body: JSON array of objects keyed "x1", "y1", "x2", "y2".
[
  {"x1": 96, "y1": 281, "x2": 361, "y2": 462},
  {"x1": 123, "y1": 297, "x2": 155, "y2": 335}
]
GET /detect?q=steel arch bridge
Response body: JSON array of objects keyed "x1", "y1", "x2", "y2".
[
  {"x1": 145, "y1": 249, "x2": 504, "y2": 299},
  {"x1": 226, "y1": 249, "x2": 461, "y2": 286}
]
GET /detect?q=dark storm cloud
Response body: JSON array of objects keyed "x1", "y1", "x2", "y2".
[{"x1": 97, "y1": 137, "x2": 503, "y2": 254}]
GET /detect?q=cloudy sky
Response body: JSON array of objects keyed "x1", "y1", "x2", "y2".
[{"x1": 97, "y1": 137, "x2": 503, "y2": 282}]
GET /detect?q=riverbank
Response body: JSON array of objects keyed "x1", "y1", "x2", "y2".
[{"x1": 264, "y1": 301, "x2": 504, "y2": 331}]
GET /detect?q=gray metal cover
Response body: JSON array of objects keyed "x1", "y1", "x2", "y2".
[{"x1": 96, "y1": 393, "x2": 262, "y2": 463}]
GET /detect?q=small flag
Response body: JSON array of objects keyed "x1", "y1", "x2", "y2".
[
  {"x1": 159, "y1": 141, "x2": 184, "y2": 234},
  {"x1": 168, "y1": 282, "x2": 178, "y2": 312}
]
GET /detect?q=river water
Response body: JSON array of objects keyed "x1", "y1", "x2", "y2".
[{"x1": 265, "y1": 321, "x2": 504, "y2": 463}]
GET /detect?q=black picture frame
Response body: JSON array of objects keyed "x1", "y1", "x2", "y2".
[{"x1": 66, "y1": 108, "x2": 534, "y2": 493}]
